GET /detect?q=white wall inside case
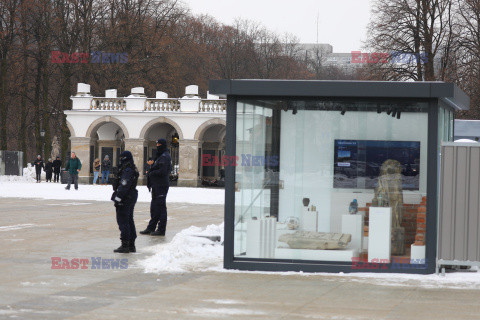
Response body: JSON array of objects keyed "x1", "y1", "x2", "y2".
[{"x1": 278, "y1": 109, "x2": 428, "y2": 234}]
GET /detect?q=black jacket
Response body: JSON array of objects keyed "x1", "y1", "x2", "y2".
[
  {"x1": 52, "y1": 159, "x2": 62, "y2": 173},
  {"x1": 113, "y1": 163, "x2": 139, "y2": 203},
  {"x1": 148, "y1": 150, "x2": 172, "y2": 190},
  {"x1": 45, "y1": 162, "x2": 53, "y2": 173},
  {"x1": 102, "y1": 159, "x2": 111, "y2": 172},
  {"x1": 32, "y1": 159, "x2": 44, "y2": 172}
]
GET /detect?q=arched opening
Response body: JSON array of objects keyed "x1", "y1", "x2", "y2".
[
  {"x1": 198, "y1": 124, "x2": 226, "y2": 186},
  {"x1": 89, "y1": 122, "x2": 125, "y2": 182},
  {"x1": 143, "y1": 122, "x2": 180, "y2": 185}
]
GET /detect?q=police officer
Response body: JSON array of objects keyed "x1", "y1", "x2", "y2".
[
  {"x1": 111, "y1": 151, "x2": 139, "y2": 253},
  {"x1": 140, "y1": 138, "x2": 171, "y2": 236}
]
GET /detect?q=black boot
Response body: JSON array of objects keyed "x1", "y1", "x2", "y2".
[
  {"x1": 150, "y1": 230, "x2": 165, "y2": 236},
  {"x1": 139, "y1": 228, "x2": 153, "y2": 235},
  {"x1": 129, "y1": 239, "x2": 136, "y2": 252},
  {"x1": 113, "y1": 240, "x2": 130, "y2": 253}
]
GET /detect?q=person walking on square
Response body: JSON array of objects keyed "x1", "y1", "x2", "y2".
[
  {"x1": 52, "y1": 156, "x2": 62, "y2": 182},
  {"x1": 140, "y1": 139, "x2": 171, "y2": 236},
  {"x1": 92, "y1": 158, "x2": 101, "y2": 185},
  {"x1": 32, "y1": 155, "x2": 44, "y2": 183},
  {"x1": 45, "y1": 158, "x2": 53, "y2": 182},
  {"x1": 101, "y1": 155, "x2": 111, "y2": 185},
  {"x1": 111, "y1": 151, "x2": 139, "y2": 253},
  {"x1": 65, "y1": 152, "x2": 82, "y2": 190}
]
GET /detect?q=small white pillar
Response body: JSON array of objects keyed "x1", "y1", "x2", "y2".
[
  {"x1": 179, "y1": 85, "x2": 201, "y2": 112},
  {"x1": 105, "y1": 89, "x2": 117, "y2": 98},
  {"x1": 71, "y1": 83, "x2": 93, "y2": 110},
  {"x1": 156, "y1": 91, "x2": 168, "y2": 99},
  {"x1": 207, "y1": 91, "x2": 220, "y2": 100},
  {"x1": 124, "y1": 87, "x2": 147, "y2": 111}
]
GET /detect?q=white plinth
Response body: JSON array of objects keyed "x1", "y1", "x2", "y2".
[
  {"x1": 246, "y1": 218, "x2": 276, "y2": 258},
  {"x1": 342, "y1": 214, "x2": 364, "y2": 251},
  {"x1": 410, "y1": 245, "x2": 426, "y2": 264},
  {"x1": 300, "y1": 208, "x2": 318, "y2": 232},
  {"x1": 275, "y1": 248, "x2": 358, "y2": 262},
  {"x1": 368, "y1": 207, "x2": 392, "y2": 263}
]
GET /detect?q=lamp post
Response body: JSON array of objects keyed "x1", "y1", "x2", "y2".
[{"x1": 40, "y1": 129, "x2": 45, "y2": 160}]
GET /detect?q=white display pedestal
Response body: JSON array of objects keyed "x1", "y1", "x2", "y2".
[
  {"x1": 368, "y1": 207, "x2": 392, "y2": 263},
  {"x1": 410, "y1": 244, "x2": 426, "y2": 264},
  {"x1": 341, "y1": 214, "x2": 364, "y2": 252},
  {"x1": 300, "y1": 207, "x2": 318, "y2": 232},
  {"x1": 246, "y1": 218, "x2": 276, "y2": 258}
]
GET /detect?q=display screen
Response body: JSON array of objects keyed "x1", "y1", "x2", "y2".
[{"x1": 333, "y1": 140, "x2": 420, "y2": 190}]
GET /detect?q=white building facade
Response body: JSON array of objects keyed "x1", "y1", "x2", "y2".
[{"x1": 65, "y1": 83, "x2": 226, "y2": 187}]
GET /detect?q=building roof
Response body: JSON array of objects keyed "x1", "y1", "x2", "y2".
[{"x1": 209, "y1": 80, "x2": 469, "y2": 111}]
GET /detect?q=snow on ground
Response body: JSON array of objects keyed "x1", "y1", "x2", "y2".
[
  {"x1": 139, "y1": 223, "x2": 480, "y2": 290},
  {"x1": 139, "y1": 224, "x2": 224, "y2": 273},
  {"x1": 0, "y1": 179, "x2": 224, "y2": 205},
  {"x1": 3, "y1": 172, "x2": 480, "y2": 289}
]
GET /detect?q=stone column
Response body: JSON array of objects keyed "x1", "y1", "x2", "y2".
[
  {"x1": 177, "y1": 139, "x2": 201, "y2": 187},
  {"x1": 123, "y1": 138, "x2": 146, "y2": 181},
  {"x1": 70, "y1": 137, "x2": 92, "y2": 184}
]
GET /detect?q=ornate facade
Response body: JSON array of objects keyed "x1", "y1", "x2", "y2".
[{"x1": 65, "y1": 83, "x2": 226, "y2": 187}]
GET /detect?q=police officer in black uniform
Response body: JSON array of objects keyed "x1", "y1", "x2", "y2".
[
  {"x1": 111, "y1": 150, "x2": 139, "y2": 253},
  {"x1": 140, "y1": 138, "x2": 171, "y2": 236}
]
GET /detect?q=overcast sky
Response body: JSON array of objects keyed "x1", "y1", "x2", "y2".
[{"x1": 182, "y1": 0, "x2": 373, "y2": 52}]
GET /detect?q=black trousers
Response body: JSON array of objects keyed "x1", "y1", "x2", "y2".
[
  {"x1": 66, "y1": 174, "x2": 78, "y2": 190},
  {"x1": 46, "y1": 171, "x2": 52, "y2": 182},
  {"x1": 35, "y1": 171, "x2": 41, "y2": 182},
  {"x1": 147, "y1": 187, "x2": 169, "y2": 233},
  {"x1": 54, "y1": 172, "x2": 60, "y2": 182},
  {"x1": 116, "y1": 191, "x2": 138, "y2": 241}
]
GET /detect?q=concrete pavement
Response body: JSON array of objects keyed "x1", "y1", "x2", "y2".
[{"x1": 0, "y1": 197, "x2": 479, "y2": 319}]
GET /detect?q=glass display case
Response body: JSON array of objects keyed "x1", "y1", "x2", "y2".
[{"x1": 210, "y1": 80, "x2": 469, "y2": 273}]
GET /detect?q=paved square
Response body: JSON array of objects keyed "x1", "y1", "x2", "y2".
[{"x1": 1, "y1": 197, "x2": 479, "y2": 319}]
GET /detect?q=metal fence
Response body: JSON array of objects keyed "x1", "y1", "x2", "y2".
[{"x1": 438, "y1": 142, "x2": 480, "y2": 272}]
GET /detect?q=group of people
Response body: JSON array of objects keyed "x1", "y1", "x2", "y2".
[
  {"x1": 32, "y1": 155, "x2": 62, "y2": 183},
  {"x1": 111, "y1": 138, "x2": 171, "y2": 253},
  {"x1": 92, "y1": 155, "x2": 112, "y2": 185},
  {"x1": 32, "y1": 139, "x2": 172, "y2": 253}
]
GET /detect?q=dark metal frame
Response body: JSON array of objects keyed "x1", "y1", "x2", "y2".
[{"x1": 215, "y1": 80, "x2": 469, "y2": 274}]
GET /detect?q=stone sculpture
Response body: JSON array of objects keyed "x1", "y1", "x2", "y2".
[
  {"x1": 278, "y1": 231, "x2": 351, "y2": 250},
  {"x1": 372, "y1": 159, "x2": 405, "y2": 255},
  {"x1": 51, "y1": 136, "x2": 61, "y2": 160},
  {"x1": 372, "y1": 159, "x2": 404, "y2": 228}
]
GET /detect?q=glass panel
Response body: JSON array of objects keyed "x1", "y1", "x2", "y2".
[{"x1": 234, "y1": 99, "x2": 429, "y2": 268}]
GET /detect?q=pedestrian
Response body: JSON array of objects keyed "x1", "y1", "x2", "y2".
[
  {"x1": 45, "y1": 158, "x2": 53, "y2": 182},
  {"x1": 65, "y1": 152, "x2": 82, "y2": 190},
  {"x1": 140, "y1": 139, "x2": 171, "y2": 236},
  {"x1": 145, "y1": 158, "x2": 154, "y2": 191},
  {"x1": 101, "y1": 155, "x2": 111, "y2": 185},
  {"x1": 32, "y1": 155, "x2": 44, "y2": 183},
  {"x1": 111, "y1": 151, "x2": 139, "y2": 253},
  {"x1": 52, "y1": 156, "x2": 62, "y2": 183},
  {"x1": 92, "y1": 158, "x2": 101, "y2": 185}
]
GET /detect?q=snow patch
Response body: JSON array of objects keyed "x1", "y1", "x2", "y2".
[
  {"x1": 0, "y1": 181, "x2": 224, "y2": 205},
  {"x1": 139, "y1": 224, "x2": 223, "y2": 273}
]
